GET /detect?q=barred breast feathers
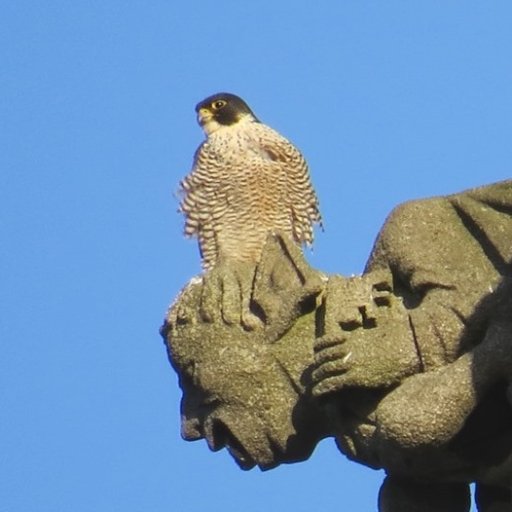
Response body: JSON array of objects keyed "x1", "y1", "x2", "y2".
[{"x1": 179, "y1": 119, "x2": 322, "y2": 270}]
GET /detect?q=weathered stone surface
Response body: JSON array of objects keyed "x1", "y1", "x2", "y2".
[{"x1": 161, "y1": 180, "x2": 512, "y2": 511}]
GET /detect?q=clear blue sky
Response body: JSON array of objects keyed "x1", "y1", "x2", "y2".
[{"x1": 2, "y1": 2, "x2": 511, "y2": 511}]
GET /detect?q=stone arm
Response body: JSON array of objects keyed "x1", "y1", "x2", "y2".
[
  {"x1": 313, "y1": 180, "x2": 512, "y2": 398},
  {"x1": 366, "y1": 181, "x2": 512, "y2": 368},
  {"x1": 310, "y1": 180, "x2": 512, "y2": 489}
]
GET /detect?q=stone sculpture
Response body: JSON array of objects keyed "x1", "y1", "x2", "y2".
[{"x1": 161, "y1": 180, "x2": 512, "y2": 511}]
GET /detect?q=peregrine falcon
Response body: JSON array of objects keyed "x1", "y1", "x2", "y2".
[{"x1": 179, "y1": 92, "x2": 322, "y2": 270}]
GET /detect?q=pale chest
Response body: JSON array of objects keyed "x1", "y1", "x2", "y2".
[{"x1": 201, "y1": 123, "x2": 277, "y2": 167}]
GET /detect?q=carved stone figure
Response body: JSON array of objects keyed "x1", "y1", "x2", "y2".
[{"x1": 161, "y1": 180, "x2": 512, "y2": 511}]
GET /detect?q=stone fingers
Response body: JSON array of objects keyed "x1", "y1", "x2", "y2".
[
  {"x1": 312, "y1": 336, "x2": 353, "y2": 397},
  {"x1": 201, "y1": 263, "x2": 262, "y2": 329}
]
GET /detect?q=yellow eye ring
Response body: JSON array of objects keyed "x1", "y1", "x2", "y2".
[{"x1": 212, "y1": 100, "x2": 227, "y2": 110}]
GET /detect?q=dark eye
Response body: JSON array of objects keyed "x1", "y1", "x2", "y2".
[{"x1": 212, "y1": 100, "x2": 227, "y2": 110}]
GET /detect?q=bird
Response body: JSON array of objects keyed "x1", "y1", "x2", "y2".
[{"x1": 179, "y1": 92, "x2": 322, "y2": 271}]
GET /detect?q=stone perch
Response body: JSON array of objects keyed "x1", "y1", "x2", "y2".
[{"x1": 161, "y1": 180, "x2": 512, "y2": 512}]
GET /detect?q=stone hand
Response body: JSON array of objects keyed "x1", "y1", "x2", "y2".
[
  {"x1": 163, "y1": 261, "x2": 262, "y2": 332},
  {"x1": 164, "y1": 233, "x2": 326, "y2": 339},
  {"x1": 312, "y1": 271, "x2": 421, "y2": 397}
]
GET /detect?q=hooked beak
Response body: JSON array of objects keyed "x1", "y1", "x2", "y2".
[{"x1": 197, "y1": 108, "x2": 213, "y2": 126}]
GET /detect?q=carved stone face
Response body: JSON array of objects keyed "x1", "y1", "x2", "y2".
[{"x1": 167, "y1": 312, "x2": 325, "y2": 471}]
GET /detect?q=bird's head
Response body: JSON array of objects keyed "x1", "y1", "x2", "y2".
[{"x1": 195, "y1": 93, "x2": 258, "y2": 135}]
